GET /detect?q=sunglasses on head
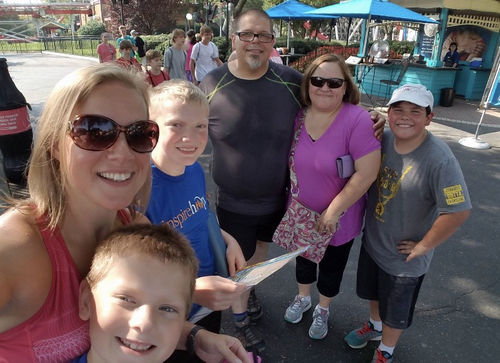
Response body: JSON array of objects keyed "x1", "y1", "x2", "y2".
[
  {"x1": 68, "y1": 114, "x2": 159, "y2": 153},
  {"x1": 310, "y1": 76, "x2": 345, "y2": 89}
]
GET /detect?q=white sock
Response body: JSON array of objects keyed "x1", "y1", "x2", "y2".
[
  {"x1": 370, "y1": 317, "x2": 382, "y2": 332},
  {"x1": 316, "y1": 304, "x2": 329, "y2": 312},
  {"x1": 378, "y1": 342, "x2": 395, "y2": 356}
]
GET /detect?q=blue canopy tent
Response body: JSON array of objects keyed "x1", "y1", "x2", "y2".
[
  {"x1": 266, "y1": 0, "x2": 337, "y2": 50},
  {"x1": 307, "y1": 0, "x2": 439, "y2": 57}
]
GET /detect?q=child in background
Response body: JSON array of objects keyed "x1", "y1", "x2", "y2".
[
  {"x1": 164, "y1": 29, "x2": 187, "y2": 80},
  {"x1": 116, "y1": 25, "x2": 136, "y2": 56},
  {"x1": 70, "y1": 224, "x2": 199, "y2": 363},
  {"x1": 145, "y1": 50, "x2": 170, "y2": 87},
  {"x1": 190, "y1": 26, "x2": 222, "y2": 85},
  {"x1": 96, "y1": 33, "x2": 116, "y2": 63},
  {"x1": 116, "y1": 40, "x2": 142, "y2": 72},
  {"x1": 345, "y1": 84, "x2": 471, "y2": 363},
  {"x1": 146, "y1": 80, "x2": 254, "y2": 362}
]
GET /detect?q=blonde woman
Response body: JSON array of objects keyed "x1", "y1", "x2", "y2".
[{"x1": 0, "y1": 63, "x2": 250, "y2": 363}]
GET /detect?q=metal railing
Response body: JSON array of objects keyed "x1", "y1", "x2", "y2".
[{"x1": 0, "y1": 36, "x2": 113, "y2": 59}]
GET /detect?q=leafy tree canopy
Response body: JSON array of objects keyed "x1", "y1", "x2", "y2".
[{"x1": 77, "y1": 19, "x2": 106, "y2": 36}]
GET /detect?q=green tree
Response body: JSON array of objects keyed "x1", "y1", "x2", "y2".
[
  {"x1": 108, "y1": 0, "x2": 183, "y2": 35},
  {"x1": 77, "y1": 19, "x2": 106, "y2": 36}
]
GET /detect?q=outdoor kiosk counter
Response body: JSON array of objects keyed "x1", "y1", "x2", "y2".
[
  {"x1": 392, "y1": 0, "x2": 500, "y2": 102},
  {"x1": 356, "y1": 61, "x2": 460, "y2": 106}
]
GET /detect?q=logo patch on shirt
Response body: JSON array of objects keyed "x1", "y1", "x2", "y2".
[{"x1": 444, "y1": 185, "x2": 465, "y2": 205}]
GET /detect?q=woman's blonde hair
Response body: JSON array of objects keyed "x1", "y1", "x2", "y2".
[
  {"x1": 22, "y1": 63, "x2": 152, "y2": 229},
  {"x1": 301, "y1": 53, "x2": 360, "y2": 106}
]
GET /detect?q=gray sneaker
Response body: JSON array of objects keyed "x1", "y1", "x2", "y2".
[
  {"x1": 308, "y1": 305, "x2": 329, "y2": 339},
  {"x1": 284, "y1": 295, "x2": 312, "y2": 323}
]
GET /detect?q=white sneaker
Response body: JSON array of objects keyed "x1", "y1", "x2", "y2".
[{"x1": 284, "y1": 295, "x2": 311, "y2": 323}]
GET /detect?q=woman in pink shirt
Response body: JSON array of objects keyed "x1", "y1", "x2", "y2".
[
  {"x1": 282, "y1": 54, "x2": 381, "y2": 340},
  {"x1": 96, "y1": 32, "x2": 116, "y2": 63}
]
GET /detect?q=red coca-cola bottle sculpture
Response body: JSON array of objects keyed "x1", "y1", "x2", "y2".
[{"x1": 0, "y1": 58, "x2": 33, "y2": 184}]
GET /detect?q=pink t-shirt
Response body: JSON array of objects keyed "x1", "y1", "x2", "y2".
[
  {"x1": 96, "y1": 43, "x2": 116, "y2": 63},
  {"x1": 293, "y1": 104, "x2": 381, "y2": 246},
  {"x1": 186, "y1": 42, "x2": 194, "y2": 71}
]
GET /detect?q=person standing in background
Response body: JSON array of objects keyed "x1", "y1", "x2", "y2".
[
  {"x1": 190, "y1": 26, "x2": 222, "y2": 86},
  {"x1": 116, "y1": 25, "x2": 136, "y2": 58},
  {"x1": 165, "y1": 29, "x2": 188, "y2": 80},
  {"x1": 131, "y1": 29, "x2": 147, "y2": 70},
  {"x1": 96, "y1": 33, "x2": 116, "y2": 63},
  {"x1": 184, "y1": 30, "x2": 197, "y2": 82}
]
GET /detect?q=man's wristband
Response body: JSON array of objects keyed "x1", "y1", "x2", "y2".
[{"x1": 187, "y1": 325, "x2": 205, "y2": 356}]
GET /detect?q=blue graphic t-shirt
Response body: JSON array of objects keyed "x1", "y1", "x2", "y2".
[{"x1": 146, "y1": 162, "x2": 215, "y2": 278}]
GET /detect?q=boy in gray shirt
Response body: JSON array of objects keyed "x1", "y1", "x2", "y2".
[
  {"x1": 345, "y1": 84, "x2": 471, "y2": 363},
  {"x1": 164, "y1": 29, "x2": 187, "y2": 80}
]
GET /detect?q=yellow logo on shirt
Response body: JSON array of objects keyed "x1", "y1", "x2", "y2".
[{"x1": 444, "y1": 185, "x2": 465, "y2": 205}]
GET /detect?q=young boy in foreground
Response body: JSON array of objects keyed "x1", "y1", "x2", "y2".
[
  {"x1": 71, "y1": 224, "x2": 198, "y2": 363},
  {"x1": 345, "y1": 84, "x2": 471, "y2": 363}
]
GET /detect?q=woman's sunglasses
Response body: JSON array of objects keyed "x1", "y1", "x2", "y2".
[
  {"x1": 310, "y1": 76, "x2": 345, "y2": 89},
  {"x1": 68, "y1": 114, "x2": 159, "y2": 153}
]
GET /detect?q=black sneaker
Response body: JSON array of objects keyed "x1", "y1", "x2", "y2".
[
  {"x1": 248, "y1": 287, "x2": 263, "y2": 323},
  {"x1": 234, "y1": 316, "x2": 266, "y2": 353}
]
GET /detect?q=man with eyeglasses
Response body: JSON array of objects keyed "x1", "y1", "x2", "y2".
[{"x1": 199, "y1": 8, "x2": 302, "y2": 354}]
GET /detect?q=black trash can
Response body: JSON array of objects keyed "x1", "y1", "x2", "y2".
[{"x1": 440, "y1": 88, "x2": 455, "y2": 107}]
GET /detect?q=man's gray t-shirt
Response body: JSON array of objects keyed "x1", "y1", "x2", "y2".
[
  {"x1": 199, "y1": 62, "x2": 303, "y2": 215},
  {"x1": 363, "y1": 131, "x2": 471, "y2": 277},
  {"x1": 164, "y1": 47, "x2": 187, "y2": 80}
]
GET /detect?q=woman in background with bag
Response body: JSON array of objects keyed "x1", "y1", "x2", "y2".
[{"x1": 277, "y1": 54, "x2": 381, "y2": 340}]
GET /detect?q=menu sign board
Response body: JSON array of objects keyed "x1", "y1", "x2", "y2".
[{"x1": 420, "y1": 34, "x2": 434, "y2": 59}]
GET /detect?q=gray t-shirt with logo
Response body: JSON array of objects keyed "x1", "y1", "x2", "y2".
[{"x1": 363, "y1": 130, "x2": 471, "y2": 277}]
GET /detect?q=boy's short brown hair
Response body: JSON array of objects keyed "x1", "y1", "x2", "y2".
[
  {"x1": 199, "y1": 25, "x2": 212, "y2": 35},
  {"x1": 87, "y1": 224, "x2": 199, "y2": 317},
  {"x1": 171, "y1": 28, "x2": 186, "y2": 41},
  {"x1": 146, "y1": 49, "x2": 162, "y2": 62},
  {"x1": 119, "y1": 39, "x2": 133, "y2": 50}
]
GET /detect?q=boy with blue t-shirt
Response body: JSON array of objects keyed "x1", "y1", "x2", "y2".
[
  {"x1": 345, "y1": 84, "x2": 471, "y2": 363},
  {"x1": 146, "y1": 80, "x2": 250, "y2": 363}
]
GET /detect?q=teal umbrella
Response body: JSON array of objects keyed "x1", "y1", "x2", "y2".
[
  {"x1": 266, "y1": 0, "x2": 337, "y2": 49},
  {"x1": 307, "y1": 0, "x2": 439, "y2": 56}
]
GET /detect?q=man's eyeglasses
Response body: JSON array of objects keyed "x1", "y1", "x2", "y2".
[
  {"x1": 68, "y1": 114, "x2": 159, "y2": 153},
  {"x1": 235, "y1": 32, "x2": 275, "y2": 43},
  {"x1": 310, "y1": 77, "x2": 345, "y2": 89}
]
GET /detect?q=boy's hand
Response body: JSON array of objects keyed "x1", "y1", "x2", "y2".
[
  {"x1": 369, "y1": 110, "x2": 386, "y2": 141},
  {"x1": 193, "y1": 276, "x2": 247, "y2": 311},
  {"x1": 195, "y1": 329, "x2": 251, "y2": 363},
  {"x1": 222, "y1": 231, "x2": 247, "y2": 276},
  {"x1": 397, "y1": 240, "x2": 430, "y2": 262}
]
